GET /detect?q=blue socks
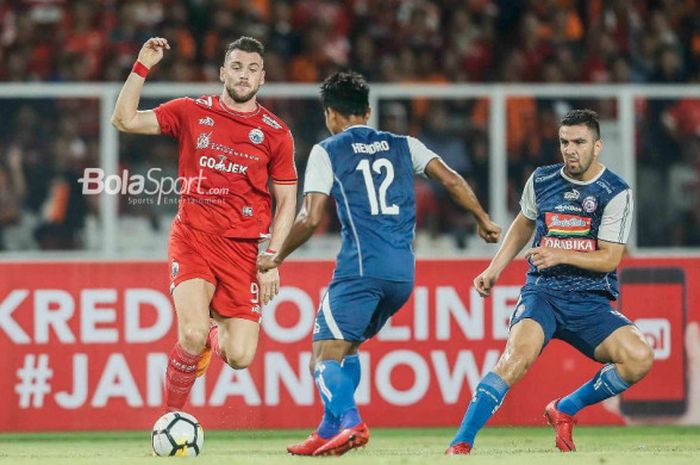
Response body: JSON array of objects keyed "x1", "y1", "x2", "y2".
[
  {"x1": 451, "y1": 372, "x2": 510, "y2": 446},
  {"x1": 342, "y1": 353, "x2": 361, "y2": 388},
  {"x1": 315, "y1": 355, "x2": 362, "y2": 438},
  {"x1": 449, "y1": 365, "x2": 630, "y2": 446},
  {"x1": 557, "y1": 364, "x2": 630, "y2": 416}
]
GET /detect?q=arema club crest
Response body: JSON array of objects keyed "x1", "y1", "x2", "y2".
[{"x1": 582, "y1": 196, "x2": 598, "y2": 213}]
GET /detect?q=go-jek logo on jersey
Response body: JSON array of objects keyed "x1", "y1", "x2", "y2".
[
  {"x1": 199, "y1": 155, "x2": 249, "y2": 175},
  {"x1": 545, "y1": 212, "x2": 591, "y2": 236},
  {"x1": 540, "y1": 236, "x2": 595, "y2": 252}
]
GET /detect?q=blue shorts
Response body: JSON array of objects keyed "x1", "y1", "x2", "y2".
[
  {"x1": 313, "y1": 277, "x2": 414, "y2": 342},
  {"x1": 509, "y1": 288, "x2": 632, "y2": 360}
]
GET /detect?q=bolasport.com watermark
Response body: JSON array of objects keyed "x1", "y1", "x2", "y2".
[{"x1": 78, "y1": 167, "x2": 229, "y2": 205}]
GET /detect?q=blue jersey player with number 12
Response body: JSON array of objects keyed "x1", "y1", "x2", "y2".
[{"x1": 257, "y1": 71, "x2": 501, "y2": 456}]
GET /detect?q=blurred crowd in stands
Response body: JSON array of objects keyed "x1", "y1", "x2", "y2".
[
  {"x1": 0, "y1": 0, "x2": 699, "y2": 251},
  {"x1": 1, "y1": 0, "x2": 698, "y2": 84},
  {"x1": 0, "y1": 99, "x2": 97, "y2": 250}
]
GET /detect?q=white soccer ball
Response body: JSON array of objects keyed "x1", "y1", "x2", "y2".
[{"x1": 151, "y1": 411, "x2": 204, "y2": 457}]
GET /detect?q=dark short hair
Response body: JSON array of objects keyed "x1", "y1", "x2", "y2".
[
  {"x1": 320, "y1": 71, "x2": 370, "y2": 117},
  {"x1": 225, "y1": 36, "x2": 264, "y2": 62},
  {"x1": 560, "y1": 109, "x2": 600, "y2": 139}
]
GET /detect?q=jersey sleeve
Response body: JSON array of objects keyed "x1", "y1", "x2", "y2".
[
  {"x1": 269, "y1": 130, "x2": 298, "y2": 185},
  {"x1": 519, "y1": 173, "x2": 537, "y2": 220},
  {"x1": 407, "y1": 136, "x2": 440, "y2": 176},
  {"x1": 598, "y1": 189, "x2": 634, "y2": 244},
  {"x1": 153, "y1": 97, "x2": 189, "y2": 138},
  {"x1": 303, "y1": 144, "x2": 333, "y2": 195}
]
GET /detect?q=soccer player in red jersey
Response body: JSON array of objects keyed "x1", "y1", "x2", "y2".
[{"x1": 111, "y1": 36, "x2": 297, "y2": 410}]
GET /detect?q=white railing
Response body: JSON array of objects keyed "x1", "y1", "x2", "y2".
[{"x1": 1, "y1": 82, "x2": 700, "y2": 259}]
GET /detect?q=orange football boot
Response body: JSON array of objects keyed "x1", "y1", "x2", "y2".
[
  {"x1": 544, "y1": 399, "x2": 577, "y2": 452},
  {"x1": 312, "y1": 423, "x2": 369, "y2": 456},
  {"x1": 287, "y1": 432, "x2": 330, "y2": 455}
]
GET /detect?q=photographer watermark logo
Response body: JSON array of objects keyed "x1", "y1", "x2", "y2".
[{"x1": 78, "y1": 168, "x2": 228, "y2": 205}]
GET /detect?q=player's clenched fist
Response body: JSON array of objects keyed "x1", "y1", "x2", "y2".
[
  {"x1": 477, "y1": 218, "x2": 502, "y2": 244},
  {"x1": 137, "y1": 37, "x2": 170, "y2": 68},
  {"x1": 474, "y1": 268, "x2": 499, "y2": 297}
]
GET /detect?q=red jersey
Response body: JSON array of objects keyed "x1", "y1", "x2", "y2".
[{"x1": 154, "y1": 95, "x2": 297, "y2": 239}]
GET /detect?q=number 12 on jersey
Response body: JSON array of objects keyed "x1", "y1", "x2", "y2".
[{"x1": 356, "y1": 158, "x2": 399, "y2": 215}]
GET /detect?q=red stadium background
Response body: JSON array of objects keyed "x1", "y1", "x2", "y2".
[{"x1": 0, "y1": 257, "x2": 696, "y2": 431}]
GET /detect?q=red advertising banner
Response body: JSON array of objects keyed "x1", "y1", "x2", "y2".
[{"x1": 0, "y1": 258, "x2": 697, "y2": 431}]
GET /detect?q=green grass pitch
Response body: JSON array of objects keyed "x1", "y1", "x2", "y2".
[{"x1": 0, "y1": 426, "x2": 698, "y2": 465}]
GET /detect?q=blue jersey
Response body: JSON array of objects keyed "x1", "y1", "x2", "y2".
[
  {"x1": 520, "y1": 163, "x2": 634, "y2": 299},
  {"x1": 303, "y1": 125, "x2": 439, "y2": 282}
]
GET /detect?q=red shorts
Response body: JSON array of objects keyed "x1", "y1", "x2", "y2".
[{"x1": 168, "y1": 219, "x2": 262, "y2": 322}]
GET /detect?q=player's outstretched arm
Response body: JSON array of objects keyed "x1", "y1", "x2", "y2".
[
  {"x1": 424, "y1": 158, "x2": 501, "y2": 243},
  {"x1": 257, "y1": 193, "x2": 329, "y2": 272},
  {"x1": 111, "y1": 37, "x2": 170, "y2": 134},
  {"x1": 475, "y1": 213, "x2": 535, "y2": 297}
]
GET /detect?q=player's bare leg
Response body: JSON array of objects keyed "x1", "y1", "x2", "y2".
[
  {"x1": 492, "y1": 319, "x2": 545, "y2": 385},
  {"x1": 594, "y1": 325, "x2": 654, "y2": 383},
  {"x1": 211, "y1": 313, "x2": 261, "y2": 369},
  {"x1": 448, "y1": 319, "x2": 544, "y2": 454},
  {"x1": 166, "y1": 278, "x2": 214, "y2": 410},
  {"x1": 174, "y1": 279, "x2": 215, "y2": 353},
  {"x1": 312, "y1": 339, "x2": 357, "y2": 365},
  {"x1": 548, "y1": 325, "x2": 653, "y2": 452}
]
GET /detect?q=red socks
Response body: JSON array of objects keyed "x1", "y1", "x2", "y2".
[
  {"x1": 165, "y1": 327, "x2": 226, "y2": 409},
  {"x1": 165, "y1": 343, "x2": 200, "y2": 410},
  {"x1": 208, "y1": 325, "x2": 226, "y2": 361}
]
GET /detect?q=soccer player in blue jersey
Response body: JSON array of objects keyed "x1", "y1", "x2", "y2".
[
  {"x1": 446, "y1": 109, "x2": 654, "y2": 454},
  {"x1": 257, "y1": 71, "x2": 502, "y2": 456}
]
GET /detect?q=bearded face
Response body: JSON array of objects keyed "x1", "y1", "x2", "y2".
[
  {"x1": 559, "y1": 125, "x2": 601, "y2": 179},
  {"x1": 220, "y1": 50, "x2": 265, "y2": 104},
  {"x1": 225, "y1": 82, "x2": 259, "y2": 103}
]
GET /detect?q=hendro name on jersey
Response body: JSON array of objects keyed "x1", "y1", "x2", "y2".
[{"x1": 351, "y1": 141, "x2": 390, "y2": 154}]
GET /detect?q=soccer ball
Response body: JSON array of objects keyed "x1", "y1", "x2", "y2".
[{"x1": 151, "y1": 411, "x2": 204, "y2": 457}]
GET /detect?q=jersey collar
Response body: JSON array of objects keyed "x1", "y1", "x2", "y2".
[
  {"x1": 217, "y1": 96, "x2": 262, "y2": 118},
  {"x1": 559, "y1": 164, "x2": 606, "y2": 185},
  {"x1": 343, "y1": 124, "x2": 373, "y2": 131}
]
